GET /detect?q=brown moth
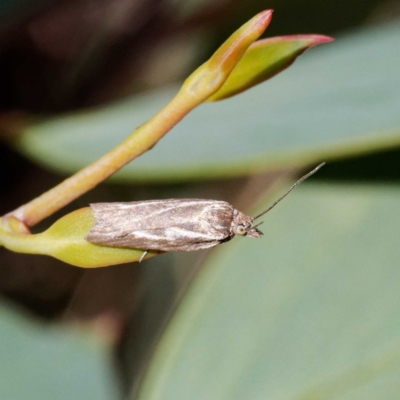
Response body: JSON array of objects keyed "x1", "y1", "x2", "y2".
[{"x1": 87, "y1": 163, "x2": 324, "y2": 261}]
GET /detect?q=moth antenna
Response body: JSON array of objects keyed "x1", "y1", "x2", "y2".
[
  {"x1": 252, "y1": 221, "x2": 264, "y2": 229},
  {"x1": 253, "y1": 162, "x2": 325, "y2": 220}
]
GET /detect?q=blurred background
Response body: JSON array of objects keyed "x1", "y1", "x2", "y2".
[{"x1": 0, "y1": 0, "x2": 400, "y2": 399}]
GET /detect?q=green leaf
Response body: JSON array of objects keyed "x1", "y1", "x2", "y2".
[
  {"x1": 0, "y1": 303, "x2": 119, "y2": 400},
  {"x1": 12, "y1": 23, "x2": 400, "y2": 182},
  {"x1": 183, "y1": 10, "x2": 273, "y2": 102},
  {"x1": 0, "y1": 209, "x2": 157, "y2": 267},
  {"x1": 208, "y1": 34, "x2": 333, "y2": 101},
  {"x1": 40, "y1": 208, "x2": 157, "y2": 267},
  {"x1": 135, "y1": 184, "x2": 400, "y2": 399}
]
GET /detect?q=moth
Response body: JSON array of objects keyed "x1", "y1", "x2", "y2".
[{"x1": 87, "y1": 163, "x2": 324, "y2": 261}]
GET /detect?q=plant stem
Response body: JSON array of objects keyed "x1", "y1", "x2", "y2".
[
  {"x1": 5, "y1": 10, "x2": 273, "y2": 228},
  {"x1": 9, "y1": 91, "x2": 197, "y2": 227}
]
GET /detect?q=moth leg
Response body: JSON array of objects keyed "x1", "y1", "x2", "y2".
[{"x1": 139, "y1": 250, "x2": 148, "y2": 263}]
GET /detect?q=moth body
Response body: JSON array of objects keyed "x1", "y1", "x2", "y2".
[
  {"x1": 87, "y1": 199, "x2": 262, "y2": 252},
  {"x1": 86, "y1": 164, "x2": 325, "y2": 259}
]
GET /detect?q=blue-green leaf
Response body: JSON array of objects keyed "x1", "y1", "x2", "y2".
[
  {"x1": 0, "y1": 303, "x2": 119, "y2": 400},
  {"x1": 136, "y1": 184, "x2": 400, "y2": 399},
  {"x1": 12, "y1": 23, "x2": 400, "y2": 182}
]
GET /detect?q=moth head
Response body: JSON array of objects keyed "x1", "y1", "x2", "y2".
[
  {"x1": 233, "y1": 214, "x2": 264, "y2": 238},
  {"x1": 245, "y1": 222, "x2": 264, "y2": 238}
]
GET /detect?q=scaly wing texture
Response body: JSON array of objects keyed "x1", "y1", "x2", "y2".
[{"x1": 87, "y1": 199, "x2": 234, "y2": 251}]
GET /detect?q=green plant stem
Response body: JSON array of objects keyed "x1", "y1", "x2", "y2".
[
  {"x1": 3, "y1": 10, "x2": 273, "y2": 230},
  {"x1": 9, "y1": 92, "x2": 197, "y2": 227}
]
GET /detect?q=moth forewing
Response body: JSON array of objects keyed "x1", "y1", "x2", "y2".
[{"x1": 87, "y1": 199, "x2": 236, "y2": 251}]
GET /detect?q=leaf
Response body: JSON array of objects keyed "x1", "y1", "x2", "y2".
[
  {"x1": 183, "y1": 10, "x2": 273, "y2": 101},
  {"x1": 135, "y1": 184, "x2": 400, "y2": 399},
  {"x1": 207, "y1": 34, "x2": 333, "y2": 101},
  {"x1": 0, "y1": 303, "x2": 119, "y2": 400},
  {"x1": 12, "y1": 23, "x2": 400, "y2": 182},
  {"x1": 0, "y1": 209, "x2": 157, "y2": 267}
]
